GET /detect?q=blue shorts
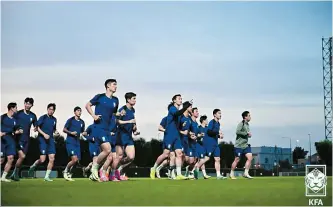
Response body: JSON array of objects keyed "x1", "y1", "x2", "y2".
[
  {"x1": 66, "y1": 142, "x2": 81, "y2": 160},
  {"x1": 93, "y1": 128, "x2": 111, "y2": 146},
  {"x1": 89, "y1": 141, "x2": 100, "y2": 158},
  {"x1": 204, "y1": 144, "x2": 220, "y2": 157},
  {"x1": 2, "y1": 135, "x2": 17, "y2": 156},
  {"x1": 234, "y1": 146, "x2": 251, "y2": 157},
  {"x1": 38, "y1": 136, "x2": 56, "y2": 155},
  {"x1": 196, "y1": 143, "x2": 206, "y2": 159},
  {"x1": 17, "y1": 140, "x2": 29, "y2": 154},
  {"x1": 116, "y1": 133, "x2": 134, "y2": 148},
  {"x1": 163, "y1": 134, "x2": 182, "y2": 151},
  {"x1": 181, "y1": 139, "x2": 189, "y2": 156},
  {"x1": 187, "y1": 142, "x2": 196, "y2": 157}
]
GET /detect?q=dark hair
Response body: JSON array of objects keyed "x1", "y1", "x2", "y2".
[
  {"x1": 200, "y1": 115, "x2": 207, "y2": 123},
  {"x1": 24, "y1": 97, "x2": 34, "y2": 105},
  {"x1": 213, "y1": 109, "x2": 220, "y2": 115},
  {"x1": 242, "y1": 111, "x2": 250, "y2": 119},
  {"x1": 104, "y1": 79, "x2": 117, "y2": 89},
  {"x1": 192, "y1": 107, "x2": 198, "y2": 113},
  {"x1": 125, "y1": 92, "x2": 136, "y2": 103},
  {"x1": 47, "y1": 103, "x2": 56, "y2": 110},
  {"x1": 7, "y1": 102, "x2": 17, "y2": 110},
  {"x1": 168, "y1": 94, "x2": 181, "y2": 109},
  {"x1": 74, "y1": 106, "x2": 81, "y2": 112}
]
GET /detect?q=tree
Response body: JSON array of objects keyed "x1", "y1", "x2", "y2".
[
  {"x1": 315, "y1": 140, "x2": 332, "y2": 166},
  {"x1": 292, "y1": 147, "x2": 308, "y2": 164}
]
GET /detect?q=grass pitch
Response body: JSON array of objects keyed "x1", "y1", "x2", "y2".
[{"x1": 1, "y1": 177, "x2": 332, "y2": 206}]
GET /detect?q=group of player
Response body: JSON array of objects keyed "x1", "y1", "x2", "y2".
[
  {"x1": 1, "y1": 79, "x2": 140, "y2": 182},
  {"x1": 1, "y1": 78, "x2": 254, "y2": 182},
  {"x1": 149, "y1": 95, "x2": 254, "y2": 180}
]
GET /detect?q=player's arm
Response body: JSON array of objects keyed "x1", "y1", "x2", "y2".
[
  {"x1": 53, "y1": 118, "x2": 60, "y2": 136},
  {"x1": 32, "y1": 114, "x2": 38, "y2": 132},
  {"x1": 173, "y1": 101, "x2": 192, "y2": 117},
  {"x1": 236, "y1": 122, "x2": 248, "y2": 137},
  {"x1": 63, "y1": 120, "x2": 77, "y2": 137},
  {"x1": 36, "y1": 116, "x2": 50, "y2": 139},
  {"x1": 86, "y1": 95, "x2": 101, "y2": 121},
  {"x1": 158, "y1": 125, "x2": 165, "y2": 132},
  {"x1": 207, "y1": 121, "x2": 219, "y2": 137}
]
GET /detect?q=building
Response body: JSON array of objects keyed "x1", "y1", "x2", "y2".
[{"x1": 252, "y1": 146, "x2": 292, "y2": 170}]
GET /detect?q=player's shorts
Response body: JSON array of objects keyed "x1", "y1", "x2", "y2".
[
  {"x1": 17, "y1": 140, "x2": 29, "y2": 154},
  {"x1": 116, "y1": 133, "x2": 134, "y2": 148},
  {"x1": 1, "y1": 138, "x2": 6, "y2": 158},
  {"x1": 163, "y1": 133, "x2": 182, "y2": 151},
  {"x1": 110, "y1": 134, "x2": 117, "y2": 153},
  {"x1": 181, "y1": 139, "x2": 189, "y2": 156},
  {"x1": 187, "y1": 142, "x2": 196, "y2": 157},
  {"x1": 38, "y1": 136, "x2": 56, "y2": 155},
  {"x1": 93, "y1": 128, "x2": 111, "y2": 146},
  {"x1": 204, "y1": 143, "x2": 220, "y2": 157},
  {"x1": 89, "y1": 141, "x2": 100, "y2": 158},
  {"x1": 66, "y1": 142, "x2": 81, "y2": 160},
  {"x1": 195, "y1": 143, "x2": 206, "y2": 159},
  {"x1": 234, "y1": 146, "x2": 251, "y2": 157},
  {"x1": 2, "y1": 135, "x2": 17, "y2": 156}
]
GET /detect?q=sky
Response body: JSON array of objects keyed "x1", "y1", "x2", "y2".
[{"x1": 1, "y1": 1, "x2": 332, "y2": 155}]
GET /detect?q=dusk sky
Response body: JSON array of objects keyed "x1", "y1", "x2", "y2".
[{"x1": 1, "y1": 1, "x2": 332, "y2": 154}]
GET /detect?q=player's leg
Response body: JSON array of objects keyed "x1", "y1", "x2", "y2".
[
  {"x1": 111, "y1": 145, "x2": 123, "y2": 181},
  {"x1": 44, "y1": 153, "x2": 55, "y2": 181},
  {"x1": 156, "y1": 159, "x2": 168, "y2": 179},
  {"x1": 11, "y1": 140, "x2": 29, "y2": 181},
  {"x1": 1, "y1": 155, "x2": 14, "y2": 182},
  {"x1": 29, "y1": 138, "x2": 47, "y2": 177},
  {"x1": 187, "y1": 148, "x2": 196, "y2": 179},
  {"x1": 243, "y1": 148, "x2": 253, "y2": 179},
  {"x1": 230, "y1": 148, "x2": 242, "y2": 179},
  {"x1": 213, "y1": 146, "x2": 225, "y2": 179},
  {"x1": 174, "y1": 138, "x2": 187, "y2": 180},
  {"x1": 91, "y1": 132, "x2": 111, "y2": 180},
  {"x1": 64, "y1": 144, "x2": 78, "y2": 181},
  {"x1": 101, "y1": 153, "x2": 113, "y2": 180},
  {"x1": 150, "y1": 138, "x2": 171, "y2": 179},
  {"x1": 118, "y1": 145, "x2": 135, "y2": 179},
  {"x1": 11, "y1": 150, "x2": 25, "y2": 181}
]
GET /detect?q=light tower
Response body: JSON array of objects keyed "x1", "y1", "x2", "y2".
[{"x1": 322, "y1": 37, "x2": 333, "y2": 140}]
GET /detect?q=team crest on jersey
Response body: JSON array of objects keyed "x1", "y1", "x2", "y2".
[
  {"x1": 81, "y1": 124, "x2": 83, "y2": 127},
  {"x1": 113, "y1": 102, "x2": 116, "y2": 107},
  {"x1": 14, "y1": 121, "x2": 16, "y2": 125},
  {"x1": 54, "y1": 121, "x2": 56, "y2": 125},
  {"x1": 182, "y1": 121, "x2": 187, "y2": 127},
  {"x1": 30, "y1": 118, "x2": 33, "y2": 122}
]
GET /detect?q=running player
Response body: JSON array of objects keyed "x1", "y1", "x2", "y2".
[
  {"x1": 193, "y1": 115, "x2": 211, "y2": 179},
  {"x1": 113, "y1": 92, "x2": 139, "y2": 181},
  {"x1": 81, "y1": 124, "x2": 99, "y2": 179},
  {"x1": 187, "y1": 107, "x2": 200, "y2": 179},
  {"x1": 155, "y1": 116, "x2": 175, "y2": 179},
  {"x1": 150, "y1": 95, "x2": 192, "y2": 180},
  {"x1": 85, "y1": 79, "x2": 119, "y2": 181},
  {"x1": 62, "y1": 106, "x2": 85, "y2": 181},
  {"x1": 179, "y1": 104, "x2": 193, "y2": 177},
  {"x1": 28, "y1": 103, "x2": 60, "y2": 181},
  {"x1": 203, "y1": 109, "x2": 226, "y2": 179},
  {"x1": 10, "y1": 98, "x2": 37, "y2": 181},
  {"x1": 101, "y1": 115, "x2": 119, "y2": 182},
  {"x1": 1, "y1": 103, "x2": 21, "y2": 182},
  {"x1": 230, "y1": 111, "x2": 253, "y2": 179}
]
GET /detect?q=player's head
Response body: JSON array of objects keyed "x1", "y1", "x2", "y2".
[
  {"x1": 104, "y1": 79, "x2": 117, "y2": 93},
  {"x1": 200, "y1": 115, "x2": 208, "y2": 126},
  {"x1": 47, "y1": 103, "x2": 56, "y2": 116},
  {"x1": 7, "y1": 102, "x2": 17, "y2": 113},
  {"x1": 184, "y1": 102, "x2": 192, "y2": 113},
  {"x1": 125, "y1": 92, "x2": 136, "y2": 106},
  {"x1": 242, "y1": 111, "x2": 251, "y2": 122},
  {"x1": 213, "y1": 109, "x2": 221, "y2": 120},
  {"x1": 24, "y1": 97, "x2": 34, "y2": 111},
  {"x1": 170, "y1": 94, "x2": 182, "y2": 107},
  {"x1": 74, "y1": 106, "x2": 82, "y2": 117},
  {"x1": 192, "y1": 107, "x2": 199, "y2": 118}
]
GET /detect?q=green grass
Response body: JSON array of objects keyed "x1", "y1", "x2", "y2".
[{"x1": 1, "y1": 177, "x2": 332, "y2": 206}]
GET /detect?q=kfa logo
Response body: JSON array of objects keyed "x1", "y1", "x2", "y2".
[
  {"x1": 305, "y1": 165, "x2": 327, "y2": 206},
  {"x1": 309, "y1": 199, "x2": 323, "y2": 206},
  {"x1": 305, "y1": 165, "x2": 327, "y2": 197}
]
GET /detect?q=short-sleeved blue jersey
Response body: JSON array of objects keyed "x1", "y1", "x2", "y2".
[
  {"x1": 90, "y1": 93, "x2": 119, "y2": 130},
  {"x1": 1, "y1": 114, "x2": 17, "y2": 135},
  {"x1": 64, "y1": 117, "x2": 85, "y2": 144},
  {"x1": 118, "y1": 106, "x2": 135, "y2": 135},
  {"x1": 14, "y1": 110, "x2": 37, "y2": 136},
  {"x1": 37, "y1": 114, "x2": 57, "y2": 136}
]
